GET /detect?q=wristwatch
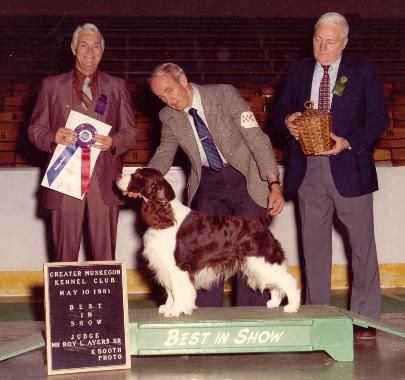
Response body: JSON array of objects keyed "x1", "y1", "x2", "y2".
[{"x1": 269, "y1": 180, "x2": 282, "y2": 188}]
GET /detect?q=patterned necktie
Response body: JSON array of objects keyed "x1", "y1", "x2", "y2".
[
  {"x1": 318, "y1": 65, "x2": 330, "y2": 112},
  {"x1": 188, "y1": 108, "x2": 224, "y2": 171},
  {"x1": 82, "y1": 77, "x2": 93, "y2": 110}
]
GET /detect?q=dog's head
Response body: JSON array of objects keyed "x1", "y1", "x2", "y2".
[{"x1": 116, "y1": 168, "x2": 176, "y2": 229}]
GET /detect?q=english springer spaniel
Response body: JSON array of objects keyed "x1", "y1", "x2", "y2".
[{"x1": 117, "y1": 168, "x2": 300, "y2": 317}]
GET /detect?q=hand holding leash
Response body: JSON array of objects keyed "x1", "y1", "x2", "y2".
[{"x1": 123, "y1": 191, "x2": 142, "y2": 198}]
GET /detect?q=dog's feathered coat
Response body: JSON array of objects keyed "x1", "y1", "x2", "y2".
[{"x1": 117, "y1": 168, "x2": 300, "y2": 317}]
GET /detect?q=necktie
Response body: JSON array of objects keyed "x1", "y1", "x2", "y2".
[
  {"x1": 318, "y1": 65, "x2": 330, "y2": 112},
  {"x1": 188, "y1": 108, "x2": 224, "y2": 171},
  {"x1": 82, "y1": 77, "x2": 93, "y2": 110}
]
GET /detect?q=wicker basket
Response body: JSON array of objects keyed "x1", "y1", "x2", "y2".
[{"x1": 294, "y1": 101, "x2": 333, "y2": 155}]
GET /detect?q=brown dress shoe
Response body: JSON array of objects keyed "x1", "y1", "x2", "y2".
[{"x1": 354, "y1": 326, "x2": 377, "y2": 340}]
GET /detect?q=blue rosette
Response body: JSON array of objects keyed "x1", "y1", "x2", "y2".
[{"x1": 46, "y1": 123, "x2": 97, "y2": 186}]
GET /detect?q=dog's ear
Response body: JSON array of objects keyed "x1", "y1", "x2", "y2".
[
  {"x1": 140, "y1": 177, "x2": 176, "y2": 229},
  {"x1": 157, "y1": 178, "x2": 176, "y2": 201},
  {"x1": 135, "y1": 168, "x2": 177, "y2": 229},
  {"x1": 141, "y1": 202, "x2": 176, "y2": 229}
]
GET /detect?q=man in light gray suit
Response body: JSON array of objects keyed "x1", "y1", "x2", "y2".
[{"x1": 131, "y1": 62, "x2": 284, "y2": 307}]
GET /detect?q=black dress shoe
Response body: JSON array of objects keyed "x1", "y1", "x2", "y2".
[{"x1": 354, "y1": 326, "x2": 377, "y2": 340}]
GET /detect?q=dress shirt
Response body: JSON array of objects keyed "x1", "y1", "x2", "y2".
[
  {"x1": 310, "y1": 57, "x2": 341, "y2": 109},
  {"x1": 185, "y1": 84, "x2": 227, "y2": 167}
]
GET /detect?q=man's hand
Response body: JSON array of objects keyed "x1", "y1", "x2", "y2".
[
  {"x1": 93, "y1": 134, "x2": 113, "y2": 151},
  {"x1": 315, "y1": 132, "x2": 351, "y2": 156},
  {"x1": 54, "y1": 127, "x2": 77, "y2": 145},
  {"x1": 122, "y1": 191, "x2": 142, "y2": 199},
  {"x1": 267, "y1": 185, "x2": 285, "y2": 216},
  {"x1": 285, "y1": 112, "x2": 302, "y2": 140}
]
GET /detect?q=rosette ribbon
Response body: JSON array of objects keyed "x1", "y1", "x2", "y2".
[
  {"x1": 95, "y1": 94, "x2": 107, "y2": 115},
  {"x1": 47, "y1": 123, "x2": 97, "y2": 195}
]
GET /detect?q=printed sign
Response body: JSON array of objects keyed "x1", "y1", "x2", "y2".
[{"x1": 44, "y1": 261, "x2": 130, "y2": 375}]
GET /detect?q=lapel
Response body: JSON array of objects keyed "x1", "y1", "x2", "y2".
[
  {"x1": 59, "y1": 70, "x2": 74, "y2": 122},
  {"x1": 331, "y1": 55, "x2": 350, "y2": 112},
  {"x1": 167, "y1": 105, "x2": 202, "y2": 169},
  {"x1": 301, "y1": 59, "x2": 317, "y2": 110},
  {"x1": 94, "y1": 71, "x2": 109, "y2": 123},
  {"x1": 198, "y1": 84, "x2": 225, "y2": 146}
]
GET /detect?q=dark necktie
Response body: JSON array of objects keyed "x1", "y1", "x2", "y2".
[
  {"x1": 188, "y1": 108, "x2": 224, "y2": 171},
  {"x1": 318, "y1": 65, "x2": 330, "y2": 112},
  {"x1": 82, "y1": 77, "x2": 93, "y2": 110}
]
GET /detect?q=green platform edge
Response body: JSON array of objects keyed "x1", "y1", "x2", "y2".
[{"x1": 2, "y1": 305, "x2": 405, "y2": 363}]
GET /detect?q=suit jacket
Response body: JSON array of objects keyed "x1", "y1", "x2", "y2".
[
  {"x1": 271, "y1": 55, "x2": 389, "y2": 197},
  {"x1": 28, "y1": 70, "x2": 136, "y2": 209},
  {"x1": 148, "y1": 84, "x2": 279, "y2": 208}
]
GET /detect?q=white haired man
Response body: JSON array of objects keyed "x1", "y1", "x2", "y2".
[
  {"x1": 28, "y1": 23, "x2": 136, "y2": 262},
  {"x1": 271, "y1": 12, "x2": 389, "y2": 339}
]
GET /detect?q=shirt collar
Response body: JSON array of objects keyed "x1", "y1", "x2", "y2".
[
  {"x1": 73, "y1": 69, "x2": 98, "y2": 92},
  {"x1": 184, "y1": 83, "x2": 201, "y2": 114},
  {"x1": 315, "y1": 56, "x2": 342, "y2": 74}
]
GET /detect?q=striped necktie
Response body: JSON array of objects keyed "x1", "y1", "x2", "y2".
[
  {"x1": 82, "y1": 77, "x2": 93, "y2": 110},
  {"x1": 188, "y1": 108, "x2": 224, "y2": 171}
]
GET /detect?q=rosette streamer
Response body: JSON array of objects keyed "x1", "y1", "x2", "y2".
[{"x1": 47, "y1": 123, "x2": 97, "y2": 195}]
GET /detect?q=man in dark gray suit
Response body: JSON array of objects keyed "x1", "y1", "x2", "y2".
[
  {"x1": 28, "y1": 23, "x2": 136, "y2": 262},
  {"x1": 271, "y1": 12, "x2": 389, "y2": 339},
  {"x1": 133, "y1": 62, "x2": 284, "y2": 307}
]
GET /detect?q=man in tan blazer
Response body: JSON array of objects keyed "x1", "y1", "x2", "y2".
[
  {"x1": 28, "y1": 23, "x2": 136, "y2": 262},
  {"x1": 135, "y1": 62, "x2": 284, "y2": 307}
]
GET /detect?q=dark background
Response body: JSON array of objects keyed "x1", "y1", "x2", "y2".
[{"x1": 1, "y1": 0, "x2": 405, "y2": 18}]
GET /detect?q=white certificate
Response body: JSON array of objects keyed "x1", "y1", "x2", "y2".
[{"x1": 41, "y1": 110, "x2": 112, "y2": 200}]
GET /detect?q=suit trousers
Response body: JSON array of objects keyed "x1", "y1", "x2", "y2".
[
  {"x1": 192, "y1": 165, "x2": 270, "y2": 307},
  {"x1": 50, "y1": 173, "x2": 119, "y2": 262},
  {"x1": 298, "y1": 156, "x2": 381, "y2": 319}
]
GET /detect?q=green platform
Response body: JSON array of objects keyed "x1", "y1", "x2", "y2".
[
  {"x1": 3, "y1": 305, "x2": 405, "y2": 363},
  {"x1": 130, "y1": 305, "x2": 354, "y2": 361}
]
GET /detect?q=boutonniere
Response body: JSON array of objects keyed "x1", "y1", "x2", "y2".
[{"x1": 333, "y1": 76, "x2": 348, "y2": 96}]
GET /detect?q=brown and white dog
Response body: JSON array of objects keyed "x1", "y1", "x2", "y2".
[{"x1": 117, "y1": 168, "x2": 300, "y2": 317}]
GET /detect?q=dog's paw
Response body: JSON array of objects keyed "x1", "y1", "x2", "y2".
[
  {"x1": 182, "y1": 307, "x2": 194, "y2": 316},
  {"x1": 163, "y1": 306, "x2": 194, "y2": 317},
  {"x1": 283, "y1": 303, "x2": 299, "y2": 313},
  {"x1": 266, "y1": 299, "x2": 281, "y2": 308},
  {"x1": 158, "y1": 304, "x2": 167, "y2": 314},
  {"x1": 164, "y1": 308, "x2": 181, "y2": 317}
]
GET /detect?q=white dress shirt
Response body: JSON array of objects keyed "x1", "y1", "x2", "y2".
[{"x1": 184, "y1": 84, "x2": 227, "y2": 167}]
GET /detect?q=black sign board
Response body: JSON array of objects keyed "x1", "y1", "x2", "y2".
[{"x1": 44, "y1": 261, "x2": 130, "y2": 375}]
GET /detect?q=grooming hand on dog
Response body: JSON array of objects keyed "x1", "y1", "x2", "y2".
[{"x1": 117, "y1": 168, "x2": 300, "y2": 317}]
